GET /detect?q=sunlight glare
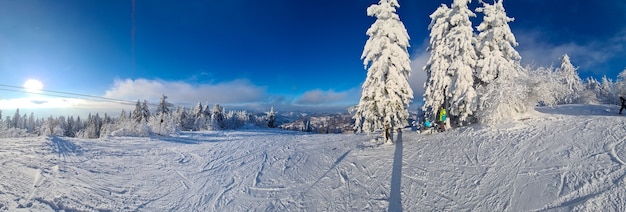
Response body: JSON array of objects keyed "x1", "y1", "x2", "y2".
[{"x1": 24, "y1": 79, "x2": 44, "y2": 93}]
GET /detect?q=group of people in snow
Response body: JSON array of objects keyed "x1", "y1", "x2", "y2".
[
  {"x1": 419, "y1": 96, "x2": 626, "y2": 134},
  {"x1": 420, "y1": 106, "x2": 447, "y2": 133}
]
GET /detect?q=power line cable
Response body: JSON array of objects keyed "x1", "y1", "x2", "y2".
[{"x1": 0, "y1": 84, "x2": 157, "y2": 106}]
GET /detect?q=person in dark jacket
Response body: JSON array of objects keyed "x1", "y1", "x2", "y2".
[
  {"x1": 619, "y1": 96, "x2": 626, "y2": 115},
  {"x1": 437, "y1": 106, "x2": 447, "y2": 132}
]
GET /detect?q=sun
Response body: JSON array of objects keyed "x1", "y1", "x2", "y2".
[{"x1": 23, "y1": 79, "x2": 44, "y2": 93}]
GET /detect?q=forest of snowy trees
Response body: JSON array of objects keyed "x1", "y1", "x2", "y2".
[
  {"x1": 421, "y1": 0, "x2": 626, "y2": 127},
  {"x1": 353, "y1": 0, "x2": 626, "y2": 136},
  {"x1": 0, "y1": 95, "x2": 279, "y2": 138}
]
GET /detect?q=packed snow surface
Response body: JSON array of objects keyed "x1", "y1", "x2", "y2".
[{"x1": 1, "y1": 104, "x2": 625, "y2": 211}]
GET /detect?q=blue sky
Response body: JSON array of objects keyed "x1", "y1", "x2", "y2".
[{"x1": 1, "y1": 0, "x2": 625, "y2": 116}]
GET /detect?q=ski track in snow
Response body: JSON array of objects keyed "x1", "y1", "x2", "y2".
[{"x1": 0, "y1": 104, "x2": 625, "y2": 211}]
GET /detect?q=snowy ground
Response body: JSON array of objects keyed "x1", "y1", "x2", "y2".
[{"x1": 1, "y1": 104, "x2": 625, "y2": 211}]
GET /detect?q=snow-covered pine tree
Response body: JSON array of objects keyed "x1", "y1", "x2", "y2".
[
  {"x1": 79, "y1": 113, "x2": 103, "y2": 139},
  {"x1": 191, "y1": 102, "x2": 207, "y2": 130},
  {"x1": 578, "y1": 77, "x2": 599, "y2": 104},
  {"x1": 585, "y1": 77, "x2": 601, "y2": 96},
  {"x1": 353, "y1": 0, "x2": 413, "y2": 141},
  {"x1": 267, "y1": 106, "x2": 276, "y2": 128},
  {"x1": 3, "y1": 116, "x2": 9, "y2": 129},
  {"x1": 615, "y1": 68, "x2": 626, "y2": 98},
  {"x1": 556, "y1": 54, "x2": 583, "y2": 104},
  {"x1": 74, "y1": 116, "x2": 84, "y2": 134},
  {"x1": 65, "y1": 116, "x2": 76, "y2": 137},
  {"x1": 12, "y1": 109, "x2": 20, "y2": 129},
  {"x1": 41, "y1": 116, "x2": 62, "y2": 136},
  {"x1": 600, "y1": 75, "x2": 615, "y2": 104},
  {"x1": 148, "y1": 95, "x2": 172, "y2": 134},
  {"x1": 423, "y1": 4, "x2": 452, "y2": 122},
  {"x1": 191, "y1": 102, "x2": 204, "y2": 119},
  {"x1": 27, "y1": 112, "x2": 35, "y2": 133},
  {"x1": 232, "y1": 110, "x2": 249, "y2": 129},
  {"x1": 174, "y1": 107, "x2": 193, "y2": 131},
  {"x1": 0, "y1": 110, "x2": 3, "y2": 133},
  {"x1": 210, "y1": 104, "x2": 225, "y2": 130},
  {"x1": 173, "y1": 107, "x2": 183, "y2": 130},
  {"x1": 202, "y1": 103, "x2": 211, "y2": 119},
  {"x1": 447, "y1": 0, "x2": 478, "y2": 124},
  {"x1": 153, "y1": 95, "x2": 173, "y2": 131},
  {"x1": 423, "y1": 0, "x2": 477, "y2": 124},
  {"x1": 155, "y1": 95, "x2": 173, "y2": 118},
  {"x1": 222, "y1": 110, "x2": 236, "y2": 129},
  {"x1": 438, "y1": 1, "x2": 477, "y2": 122},
  {"x1": 20, "y1": 114, "x2": 27, "y2": 129},
  {"x1": 475, "y1": 0, "x2": 522, "y2": 85},
  {"x1": 526, "y1": 66, "x2": 551, "y2": 106},
  {"x1": 119, "y1": 110, "x2": 128, "y2": 122},
  {"x1": 132, "y1": 100, "x2": 143, "y2": 123},
  {"x1": 59, "y1": 116, "x2": 67, "y2": 135},
  {"x1": 141, "y1": 100, "x2": 151, "y2": 122},
  {"x1": 474, "y1": 0, "x2": 528, "y2": 125}
]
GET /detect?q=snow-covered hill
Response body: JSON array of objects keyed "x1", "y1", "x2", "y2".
[{"x1": 1, "y1": 104, "x2": 625, "y2": 211}]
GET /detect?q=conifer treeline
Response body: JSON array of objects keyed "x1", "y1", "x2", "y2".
[{"x1": 0, "y1": 95, "x2": 277, "y2": 138}]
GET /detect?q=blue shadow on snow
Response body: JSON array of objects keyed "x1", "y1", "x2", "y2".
[{"x1": 389, "y1": 131, "x2": 403, "y2": 211}]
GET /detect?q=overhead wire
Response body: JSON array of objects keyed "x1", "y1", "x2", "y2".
[{"x1": 0, "y1": 84, "x2": 153, "y2": 106}]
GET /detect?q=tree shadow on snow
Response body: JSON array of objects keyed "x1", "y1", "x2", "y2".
[
  {"x1": 157, "y1": 129, "x2": 309, "y2": 145},
  {"x1": 48, "y1": 136, "x2": 82, "y2": 157},
  {"x1": 389, "y1": 132, "x2": 403, "y2": 211},
  {"x1": 156, "y1": 136, "x2": 202, "y2": 145},
  {"x1": 535, "y1": 104, "x2": 624, "y2": 117},
  {"x1": 154, "y1": 134, "x2": 233, "y2": 145},
  {"x1": 302, "y1": 150, "x2": 351, "y2": 196}
]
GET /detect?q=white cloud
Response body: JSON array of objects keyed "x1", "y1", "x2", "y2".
[
  {"x1": 103, "y1": 78, "x2": 268, "y2": 105},
  {"x1": 294, "y1": 88, "x2": 360, "y2": 105},
  {"x1": 0, "y1": 97, "x2": 83, "y2": 110},
  {"x1": 516, "y1": 30, "x2": 625, "y2": 73},
  {"x1": 0, "y1": 96, "x2": 130, "y2": 118}
]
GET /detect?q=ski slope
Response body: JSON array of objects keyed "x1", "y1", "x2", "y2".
[{"x1": 1, "y1": 104, "x2": 625, "y2": 211}]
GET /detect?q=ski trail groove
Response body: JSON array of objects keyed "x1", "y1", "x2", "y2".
[
  {"x1": 607, "y1": 137, "x2": 626, "y2": 166},
  {"x1": 175, "y1": 171, "x2": 190, "y2": 190},
  {"x1": 539, "y1": 126, "x2": 626, "y2": 211},
  {"x1": 302, "y1": 150, "x2": 351, "y2": 195},
  {"x1": 557, "y1": 171, "x2": 568, "y2": 197},
  {"x1": 24, "y1": 169, "x2": 44, "y2": 205}
]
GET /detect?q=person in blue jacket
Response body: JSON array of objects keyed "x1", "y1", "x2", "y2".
[{"x1": 424, "y1": 118, "x2": 432, "y2": 128}]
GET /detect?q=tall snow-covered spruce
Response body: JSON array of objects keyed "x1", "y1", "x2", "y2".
[
  {"x1": 422, "y1": 4, "x2": 452, "y2": 122},
  {"x1": 474, "y1": 0, "x2": 527, "y2": 125},
  {"x1": 556, "y1": 54, "x2": 583, "y2": 104},
  {"x1": 475, "y1": 0, "x2": 522, "y2": 85},
  {"x1": 423, "y1": 0, "x2": 477, "y2": 124},
  {"x1": 353, "y1": 0, "x2": 413, "y2": 141}
]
